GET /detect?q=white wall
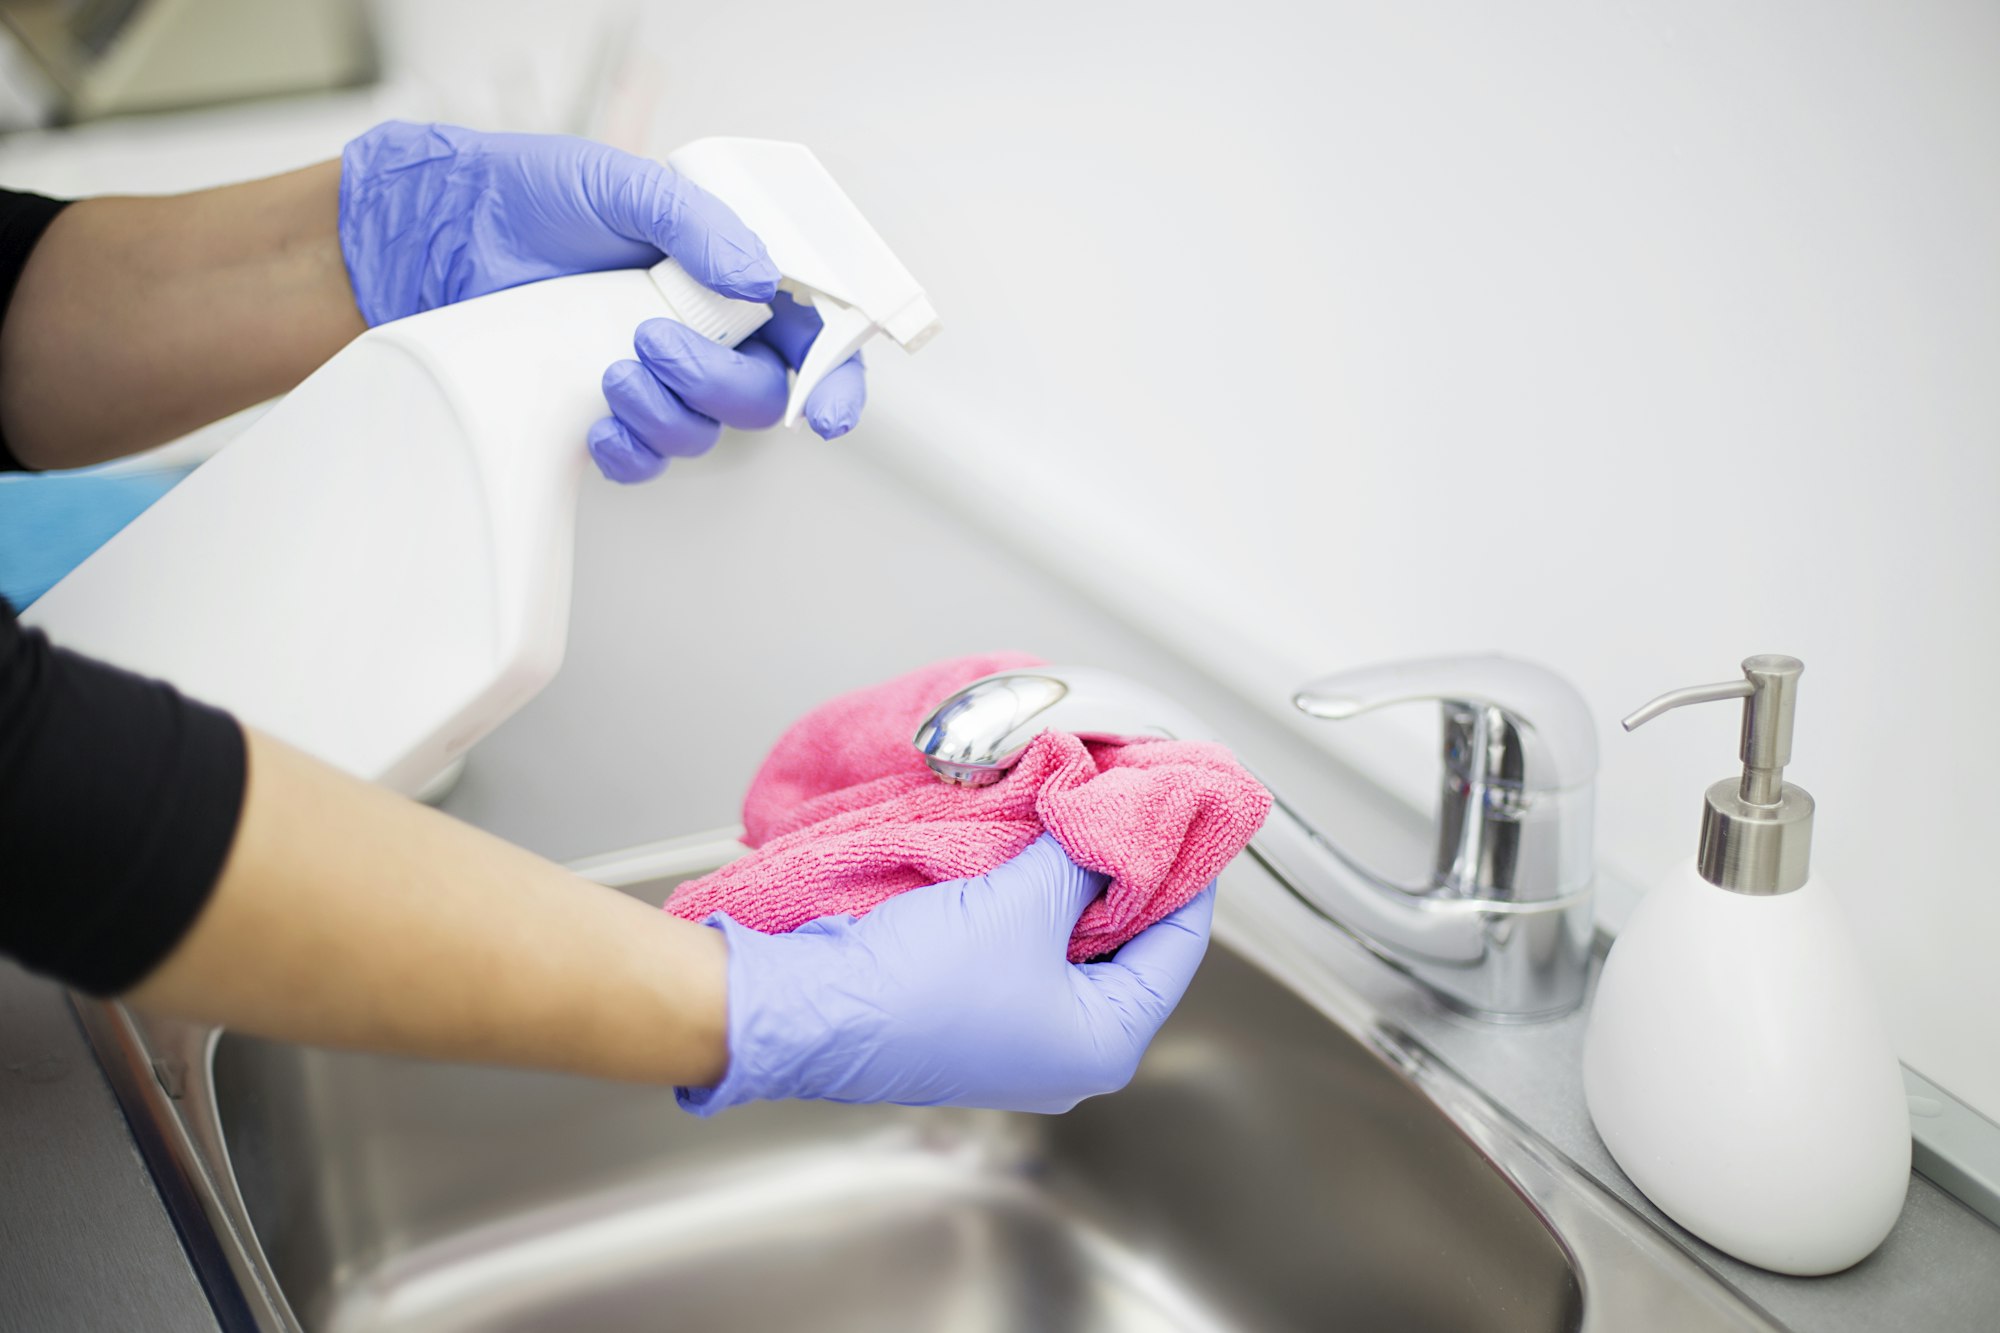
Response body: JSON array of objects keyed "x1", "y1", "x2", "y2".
[{"x1": 606, "y1": 1, "x2": 2000, "y2": 1116}]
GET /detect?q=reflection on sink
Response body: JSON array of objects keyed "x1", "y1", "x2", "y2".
[{"x1": 213, "y1": 875, "x2": 1581, "y2": 1333}]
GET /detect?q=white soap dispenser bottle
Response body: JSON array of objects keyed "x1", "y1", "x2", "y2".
[{"x1": 1583, "y1": 655, "x2": 1909, "y2": 1275}]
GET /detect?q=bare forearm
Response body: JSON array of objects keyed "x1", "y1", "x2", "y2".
[
  {"x1": 130, "y1": 729, "x2": 730, "y2": 1086},
  {"x1": 0, "y1": 161, "x2": 364, "y2": 469}
]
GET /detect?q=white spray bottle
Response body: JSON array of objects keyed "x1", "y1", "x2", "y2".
[{"x1": 25, "y1": 139, "x2": 939, "y2": 794}]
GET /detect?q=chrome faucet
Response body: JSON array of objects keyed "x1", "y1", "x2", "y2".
[{"x1": 912, "y1": 656, "x2": 1597, "y2": 1020}]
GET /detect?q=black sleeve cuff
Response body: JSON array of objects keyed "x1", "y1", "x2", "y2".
[{"x1": 1, "y1": 606, "x2": 248, "y2": 995}]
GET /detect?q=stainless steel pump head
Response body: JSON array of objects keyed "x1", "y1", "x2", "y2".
[{"x1": 1623, "y1": 655, "x2": 1813, "y2": 896}]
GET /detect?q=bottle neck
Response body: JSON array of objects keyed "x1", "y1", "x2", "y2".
[{"x1": 1697, "y1": 777, "x2": 1815, "y2": 895}]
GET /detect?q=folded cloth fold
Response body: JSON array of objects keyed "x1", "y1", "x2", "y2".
[{"x1": 665, "y1": 653, "x2": 1272, "y2": 962}]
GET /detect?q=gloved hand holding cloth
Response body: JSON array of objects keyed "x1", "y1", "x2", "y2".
[{"x1": 674, "y1": 654, "x2": 1273, "y2": 1115}]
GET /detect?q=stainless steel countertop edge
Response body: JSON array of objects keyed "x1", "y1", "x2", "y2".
[{"x1": 65, "y1": 1002, "x2": 267, "y2": 1332}]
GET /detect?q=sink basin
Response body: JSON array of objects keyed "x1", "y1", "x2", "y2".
[
  {"x1": 210, "y1": 863, "x2": 1580, "y2": 1333},
  {"x1": 78, "y1": 840, "x2": 1776, "y2": 1333}
]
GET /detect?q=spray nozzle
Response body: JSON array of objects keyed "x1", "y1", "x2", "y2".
[{"x1": 660, "y1": 137, "x2": 940, "y2": 428}]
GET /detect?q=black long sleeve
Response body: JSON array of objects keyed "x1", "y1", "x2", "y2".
[{"x1": 0, "y1": 185, "x2": 250, "y2": 994}]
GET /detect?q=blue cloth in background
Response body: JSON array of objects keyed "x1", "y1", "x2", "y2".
[{"x1": 0, "y1": 467, "x2": 189, "y2": 609}]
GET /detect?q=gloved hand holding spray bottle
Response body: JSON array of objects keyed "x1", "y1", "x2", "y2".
[
  {"x1": 338, "y1": 123, "x2": 890, "y2": 477},
  {"x1": 31, "y1": 130, "x2": 941, "y2": 796}
]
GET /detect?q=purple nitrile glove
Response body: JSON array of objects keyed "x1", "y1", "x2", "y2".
[
  {"x1": 337, "y1": 121, "x2": 867, "y2": 483},
  {"x1": 679, "y1": 834, "x2": 1217, "y2": 1116}
]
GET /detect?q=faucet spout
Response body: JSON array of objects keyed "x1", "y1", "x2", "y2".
[
  {"x1": 911, "y1": 661, "x2": 1597, "y2": 1021},
  {"x1": 912, "y1": 666, "x2": 1214, "y2": 785}
]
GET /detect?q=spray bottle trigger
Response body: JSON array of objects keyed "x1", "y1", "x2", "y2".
[{"x1": 783, "y1": 294, "x2": 876, "y2": 429}]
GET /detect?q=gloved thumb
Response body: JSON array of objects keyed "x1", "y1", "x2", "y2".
[
  {"x1": 598, "y1": 157, "x2": 781, "y2": 303},
  {"x1": 995, "y1": 833, "x2": 1110, "y2": 933}
]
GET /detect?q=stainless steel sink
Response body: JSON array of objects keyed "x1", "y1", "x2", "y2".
[
  {"x1": 77, "y1": 840, "x2": 1778, "y2": 1333},
  {"x1": 215, "y1": 938, "x2": 1571, "y2": 1331}
]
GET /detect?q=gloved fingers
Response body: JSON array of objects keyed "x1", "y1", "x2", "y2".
[
  {"x1": 600, "y1": 356, "x2": 723, "y2": 461},
  {"x1": 746, "y1": 292, "x2": 869, "y2": 440},
  {"x1": 1077, "y1": 884, "x2": 1217, "y2": 1027},
  {"x1": 593, "y1": 156, "x2": 780, "y2": 302},
  {"x1": 587, "y1": 416, "x2": 668, "y2": 485},
  {"x1": 633, "y1": 319, "x2": 790, "y2": 431},
  {"x1": 800, "y1": 354, "x2": 867, "y2": 440},
  {"x1": 751, "y1": 290, "x2": 824, "y2": 367}
]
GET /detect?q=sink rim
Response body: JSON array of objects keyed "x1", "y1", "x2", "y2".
[{"x1": 71, "y1": 825, "x2": 1781, "y2": 1333}]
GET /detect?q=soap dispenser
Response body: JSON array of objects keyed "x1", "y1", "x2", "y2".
[{"x1": 1583, "y1": 655, "x2": 1909, "y2": 1275}]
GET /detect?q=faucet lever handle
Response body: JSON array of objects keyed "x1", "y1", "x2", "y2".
[{"x1": 1294, "y1": 654, "x2": 1598, "y2": 790}]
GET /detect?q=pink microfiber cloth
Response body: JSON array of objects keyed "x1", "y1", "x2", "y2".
[{"x1": 664, "y1": 653, "x2": 1272, "y2": 961}]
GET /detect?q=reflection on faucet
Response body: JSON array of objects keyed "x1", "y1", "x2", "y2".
[{"x1": 912, "y1": 657, "x2": 1597, "y2": 1021}]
